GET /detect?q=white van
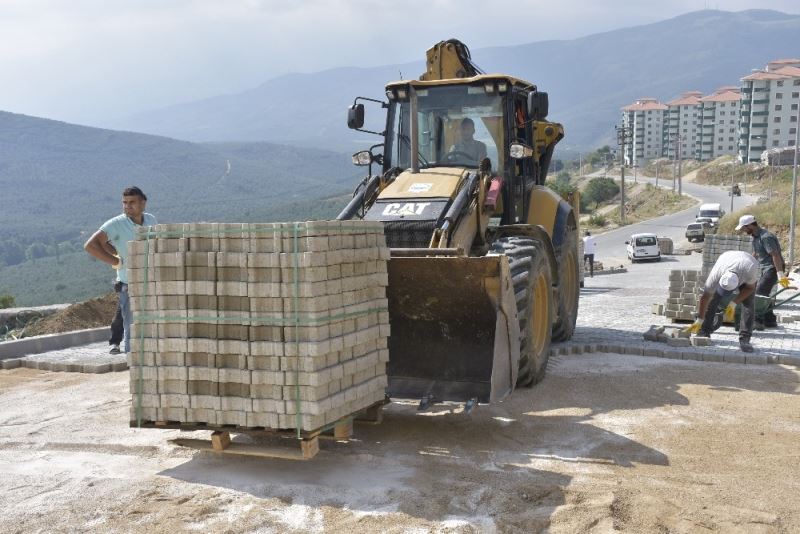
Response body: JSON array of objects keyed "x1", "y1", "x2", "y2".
[
  {"x1": 626, "y1": 232, "x2": 661, "y2": 263},
  {"x1": 696, "y1": 203, "x2": 724, "y2": 225}
]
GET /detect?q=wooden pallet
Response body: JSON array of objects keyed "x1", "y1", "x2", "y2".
[{"x1": 133, "y1": 400, "x2": 386, "y2": 460}]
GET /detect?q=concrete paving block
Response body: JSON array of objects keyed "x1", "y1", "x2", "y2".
[
  {"x1": 661, "y1": 349, "x2": 683, "y2": 360},
  {"x1": 1, "y1": 358, "x2": 21, "y2": 370},
  {"x1": 622, "y1": 345, "x2": 644, "y2": 356},
  {"x1": 191, "y1": 395, "x2": 221, "y2": 410},
  {"x1": 220, "y1": 397, "x2": 253, "y2": 412},
  {"x1": 187, "y1": 380, "x2": 218, "y2": 396},
  {"x1": 247, "y1": 411, "x2": 279, "y2": 428},
  {"x1": 159, "y1": 407, "x2": 187, "y2": 422},
  {"x1": 85, "y1": 363, "x2": 113, "y2": 374},
  {"x1": 216, "y1": 410, "x2": 247, "y2": 426},
  {"x1": 681, "y1": 351, "x2": 704, "y2": 361},
  {"x1": 186, "y1": 408, "x2": 217, "y2": 425},
  {"x1": 745, "y1": 354, "x2": 769, "y2": 365},
  {"x1": 642, "y1": 347, "x2": 664, "y2": 357},
  {"x1": 651, "y1": 303, "x2": 665, "y2": 315},
  {"x1": 702, "y1": 352, "x2": 724, "y2": 363},
  {"x1": 161, "y1": 394, "x2": 191, "y2": 409},
  {"x1": 666, "y1": 337, "x2": 691, "y2": 347},
  {"x1": 158, "y1": 366, "x2": 188, "y2": 381},
  {"x1": 250, "y1": 369, "x2": 285, "y2": 385},
  {"x1": 723, "y1": 351, "x2": 746, "y2": 364},
  {"x1": 130, "y1": 406, "x2": 159, "y2": 422},
  {"x1": 779, "y1": 354, "x2": 800, "y2": 367},
  {"x1": 691, "y1": 336, "x2": 711, "y2": 347},
  {"x1": 250, "y1": 383, "x2": 284, "y2": 400},
  {"x1": 778, "y1": 315, "x2": 795, "y2": 324}
]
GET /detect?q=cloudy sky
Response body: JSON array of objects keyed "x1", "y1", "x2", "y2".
[{"x1": 1, "y1": 0, "x2": 797, "y2": 124}]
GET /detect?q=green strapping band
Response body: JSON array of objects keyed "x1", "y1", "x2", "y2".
[{"x1": 292, "y1": 223, "x2": 302, "y2": 439}]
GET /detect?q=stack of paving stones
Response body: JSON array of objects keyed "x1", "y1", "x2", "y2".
[
  {"x1": 126, "y1": 221, "x2": 390, "y2": 432},
  {"x1": 657, "y1": 237, "x2": 674, "y2": 255},
  {"x1": 664, "y1": 270, "x2": 701, "y2": 321},
  {"x1": 700, "y1": 234, "x2": 752, "y2": 282}
]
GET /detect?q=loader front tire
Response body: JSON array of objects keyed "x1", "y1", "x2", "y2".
[
  {"x1": 491, "y1": 236, "x2": 553, "y2": 387},
  {"x1": 552, "y1": 227, "x2": 580, "y2": 342}
]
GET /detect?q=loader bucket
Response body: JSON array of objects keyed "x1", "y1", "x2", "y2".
[{"x1": 385, "y1": 254, "x2": 520, "y2": 404}]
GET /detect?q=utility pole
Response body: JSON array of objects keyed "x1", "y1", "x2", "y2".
[
  {"x1": 655, "y1": 159, "x2": 659, "y2": 188},
  {"x1": 730, "y1": 160, "x2": 735, "y2": 213},
  {"x1": 789, "y1": 103, "x2": 800, "y2": 269},
  {"x1": 616, "y1": 125, "x2": 631, "y2": 224},
  {"x1": 677, "y1": 134, "x2": 683, "y2": 197}
]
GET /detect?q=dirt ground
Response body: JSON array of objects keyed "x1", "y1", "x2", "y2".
[
  {"x1": 1, "y1": 352, "x2": 799, "y2": 533},
  {"x1": 22, "y1": 293, "x2": 117, "y2": 337}
]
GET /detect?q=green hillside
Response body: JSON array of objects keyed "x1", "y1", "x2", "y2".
[
  {"x1": 0, "y1": 111, "x2": 362, "y2": 267},
  {"x1": 0, "y1": 111, "x2": 366, "y2": 304}
]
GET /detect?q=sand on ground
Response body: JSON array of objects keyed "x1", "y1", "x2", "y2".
[{"x1": 1, "y1": 353, "x2": 799, "y2": 532}]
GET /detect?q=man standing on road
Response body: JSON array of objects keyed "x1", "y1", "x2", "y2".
[
  {"x1": 583, "y1": 230, "x2": 596, "y2": 277},
  {"x1": 688, "y1": 250, "x2": 760, "y2": 352},
  {"x1": 84, "y1": 187, "x2": 156, "y2": 354},
  {"x1": 736, "y1": 214, "x2": 789, "y2": 329}
]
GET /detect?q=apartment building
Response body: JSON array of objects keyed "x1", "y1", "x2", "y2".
[
  {"x1": 664, "y1": 91, "x2": 703, "y2": 160},
  {"x1": 620, "y1": 97, "x2": 667, "y2": 166},
  {"x1": 739, "y1": 59, "x2": 800, "y2": 163},
  {"x1": 697, "y1": 87, "x2": 741, "y2": 161}
]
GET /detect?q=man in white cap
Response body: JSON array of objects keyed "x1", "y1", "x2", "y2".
[
  {"x1": 687, "y1": 250, "x2": 760, "y2": 352},
  {"x1": 735, "y1": 214, "x2": 789, "y2": 329}
]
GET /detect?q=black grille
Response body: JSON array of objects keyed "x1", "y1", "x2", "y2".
[{"x1": 383, "y1": 220, "x2": 437, "y2": 248}]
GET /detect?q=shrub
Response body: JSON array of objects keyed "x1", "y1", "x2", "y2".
[{"x1": 587, "y1": 214, "x2": 607, "y2": 227}]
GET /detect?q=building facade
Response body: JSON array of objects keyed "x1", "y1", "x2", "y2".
[
  {"x1": 739, "y1": 59, "x2": 800, "y2": 163},
  {"x1": 697, "y1": 87, "x2": 741, "y2": 161},
  {"x1": 664, "y1": 91, "x2": 703, "y2": 161},
  {"x1": 621, "y1": 97, "x2": 667, "y2": 166}
]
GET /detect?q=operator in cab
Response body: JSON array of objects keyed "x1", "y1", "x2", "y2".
[{"x1": 450, "y1": 118, "x2": 487, "y2": 162}]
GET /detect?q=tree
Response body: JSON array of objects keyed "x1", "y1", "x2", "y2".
[
  {"x1": 0, "y1": 294, "x2": 15, "y2": 309},
  {"x1": 556, "y1": 170, "x2": 571, "y2": 185},
  {"x1": 583, "y1": 177, "x2": 620, "y2": 209}
]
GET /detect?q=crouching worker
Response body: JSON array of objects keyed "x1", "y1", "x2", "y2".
[{"x1": 687, "y1": 250, "x2": 760, "y2": 352}]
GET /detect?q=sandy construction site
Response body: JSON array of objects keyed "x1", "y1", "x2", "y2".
[{"x1": 1, "y1": 351, "x2": 799, "y2": 532}]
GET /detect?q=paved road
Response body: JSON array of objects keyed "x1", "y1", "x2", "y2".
[{"x1": 588, "y1": 170, "x2": 759, "y2": 263}]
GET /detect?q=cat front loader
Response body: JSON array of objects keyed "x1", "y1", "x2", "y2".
[{"x1": 339, "y1": 40, "x2": 579, "y2": 405}]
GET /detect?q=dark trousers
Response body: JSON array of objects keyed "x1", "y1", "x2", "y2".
[
  {"x1": 701, "y1": 288, "x2": 755, "y2": 342},
  {"x1": 109, "y1": 283, "x2": 124, "y2": 346},
  {"x1": 583, "y1": 253, "x2": 594, "y2": 277},
  {"x1": 755, "y1": 267, "x2": 778, "y2": 326}
]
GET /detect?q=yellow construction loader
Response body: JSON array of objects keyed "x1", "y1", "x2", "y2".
[{"x1": 339, "y1": 40, "x2": 579, "y2": 405}]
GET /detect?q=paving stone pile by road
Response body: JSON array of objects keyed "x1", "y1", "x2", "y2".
[{"x1": 572, "y1": 249, "x2": 800, "y2": 367}]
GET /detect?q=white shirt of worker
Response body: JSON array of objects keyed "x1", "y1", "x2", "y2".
[
  {"x1": 704, "y1": 250, "x2": 760, "y2": 292},
  {"x1": 583, "y1": 235, "x2": 596, "y2": 255}
]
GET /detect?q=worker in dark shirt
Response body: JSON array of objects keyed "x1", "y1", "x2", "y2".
[{"x1": 735, "y1": 214, "x2": 789, "y2": 329}]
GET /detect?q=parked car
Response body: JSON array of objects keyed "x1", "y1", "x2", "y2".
[
  {"x1": 695, "y1": 217, "x2": 717, "y2": 235},
  {"x1": 685, "y1": 222, "x2": 705, "y2": 242},
  {"x1": 626, "y1": 233, "x2": 661, "y2": 263}
]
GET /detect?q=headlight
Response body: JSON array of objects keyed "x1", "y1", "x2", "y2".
[
  {"x1": 351, "y1": 150, "x2": 372, "y2": 166},
  {"x1": 509, "y1": 143, "x2": 533, "y2": 159}
]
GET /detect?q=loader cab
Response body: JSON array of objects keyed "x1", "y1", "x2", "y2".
[{"x1": 357, "y1": 76, "x2": 558, "y2": 226}]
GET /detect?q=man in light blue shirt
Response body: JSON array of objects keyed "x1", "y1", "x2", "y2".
[{"x1": 84, "y1": 187, "x2": 156, "y2": 353}]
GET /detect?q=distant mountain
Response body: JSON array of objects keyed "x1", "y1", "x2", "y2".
[
  {"x1": 112, "y1": 10, "x2": 800, "y2": 152},
  {"x1": 0, "y1": 111, "x2": 360, "y2": 261}
]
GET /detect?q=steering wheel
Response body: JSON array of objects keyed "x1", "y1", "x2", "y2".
[{"x1": 444, "y1": 150, "x2": 475, "y2": 162}]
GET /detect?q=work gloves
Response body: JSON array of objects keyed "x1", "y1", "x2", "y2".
[
  {"x1": 686, "y1": 318, "x2": 704, "y2": 335},
  {"x1": 778, "y1": 271, "x2": 790, "y2": 289}
]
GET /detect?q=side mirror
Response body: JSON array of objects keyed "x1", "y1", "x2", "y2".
[
  {"x1": 625, "y1": 241, "x2": 630, "y2": 245},
  {"x1": 527, "y1": 91, "x2": 549, "y2": 120},
  {"x1": 347, "y1": 104, "x2": 365, "y2": 129}
]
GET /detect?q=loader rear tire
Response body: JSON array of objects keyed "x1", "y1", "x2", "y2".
[
  {"x1": 552, "y1": 227, "x2": 580, "y2": 342},
  {"x1": 491, "y1": 236, "x2": 553, "y2": 387}
]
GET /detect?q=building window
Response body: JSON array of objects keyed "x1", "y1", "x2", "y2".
[
  {"x1": 791, "y1": 128, "x2": 798, "y2": 135},
  {"x1": 791, "y1": 140, "x2": 797, "y2": 146},
  {"x1": 775, "y1": 104, "x2": 783, "y2": 111},
  {"x1": 728, "y1": 146, "x2": 733, "y2": 150},
  {"x1": 776, "y1": 93, "x2": 783, "y2": 99},
  {"x1": 792, "y1": 115, "x2": 798, "y2": 123},
  {"x1": 773, "y1": 140, "x2": 780, "y2": 146},
  {"x1": 777, "y1": 80, "x2": 784, "y2": 87},
  {"x1": 718, "y1": 137, "x2": 724, "y2": 142},
  {"x1": 793, "y1": 92, "x2": 800, "y2": 98},
  {"x1": 729, "y1": 137, "x2": 734, "y2": 142},
  {"x1": 792, "y1": 104, "x2": 798, "y2": 110},
  {"x1": 730, "y1": 128, "x2": 735, "y2": 133},
  {"x1": 774, "y1": 129, "x2": 781, "y2": 135},
  {"x1": 775, "y1": 116, "x2": 782, "y2": 123},
  {"x1": 718, "y1": 146, "x2": 723, "y2": 151},
  {"x1": 794, "y1": 80, "x2": 800, "y2": 85},
  {"x1": 720, "y1": 111, "x2": 725, "y2": 115}
]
